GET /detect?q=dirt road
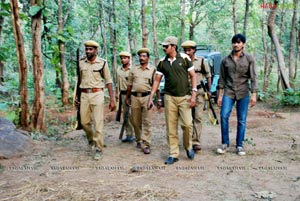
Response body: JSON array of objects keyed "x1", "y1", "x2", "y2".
[{"x1": 0, "y1": 103, "x2": 299, "y2": 200}]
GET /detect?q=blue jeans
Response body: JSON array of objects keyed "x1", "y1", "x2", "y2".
[{"x1": 220, "y1": 95, "x2": 250, "y2": 147}]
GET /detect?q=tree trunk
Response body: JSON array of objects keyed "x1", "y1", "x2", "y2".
[
  {"x1": 100, "y1": 0, "x2": 108, "y2": 60},
  {"x1": 30, "y1": 0, "x2": 46, "y2": 131},
  {"x1": 261, "y1": 0, "x2": 269, "y2": 92},
  {"x1": 108, "y1": 0, "x2": 117, "y2": 83},
  {"x1": 141, "y1": 0, "x2": 147, "y2": 47},
  {"x1": 267, "y1": 0, "x2": 290, "y2": 91},
  {"x1": 57, "y1": 0, "x2": 70, "y2": 105},
  {"x1": 288, "y1": 0, "x2": 298, "y2": 87},
  {"x1": 151, "y1": 0, "x2": 159, "y2": 66},
  {"x1": 128, "y1": 0, "x2": 134, "y2": 55},
  {"x1": 296, "y1": 18, "x2": 300, "y2": 79},
  {"x1": 243, "y1": 0, "x2": 250, "y2": 37},
  {"x1": 180, "y1": 0, "x2": 186, "y2": 46},
  {"x1": 10, "y1": 0, "x2": 29, "y2": 128},
  {"x1": 232, "y1": 0, "x2": 237, "y2": 34},
  {"x1": 0, "y1": 0, "x2": 4, "y2": 83}
]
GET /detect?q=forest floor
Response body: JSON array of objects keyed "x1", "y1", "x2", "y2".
[{"x1": 0, "y1": 99, "x2": 300, "y2": 201}]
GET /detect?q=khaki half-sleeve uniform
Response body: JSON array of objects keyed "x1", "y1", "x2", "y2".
[
  {"x1": 79, "y1": 57, "x2": 112, "y2": 151},
  {"x1": 116, "y1": 66, "x2": 134, "y2": 137},
  {"x1": 128, "y1": 64, "x2": 156, "y2": 147},
  {"x1": 192, "y1": 56, "x2": 211, "y2": 146}
]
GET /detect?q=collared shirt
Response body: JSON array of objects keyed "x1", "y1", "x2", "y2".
[
  {"x1": 79, "y1": 56, "x2": 112, "y2": 89},
  {"x1": 156, "y1": 52, "x2": 194, "y2": 96},
  {"x1": 193, "y1": 56, "x2": 211, "y2": 82},
  {"x1": 117, "y1": 65, "x2": 131, "y2": 91},
  {"x1": 128, "y1": 64, "x2": 156, "y2": 93},
  {"x1": 218, "y1": 51, "x2": 258, "y2": 100}
]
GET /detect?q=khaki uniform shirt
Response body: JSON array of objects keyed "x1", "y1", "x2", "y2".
[
  {"x1": 116, "y1": 65, "x2": 131, "y2": 91},
  {"x1": 128, "y1": 64, "x2": 156, "y2": 93},
  {"x1": 193, "y1": 56, "x2": 211, "y2": 83},
  {"x1": 79, "y1": 56, "x2": 112, "y2": 88},
  {"x1": 218, "y1": 51, "x2": 258, "y2": 100}
]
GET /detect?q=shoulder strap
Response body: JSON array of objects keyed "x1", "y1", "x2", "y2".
[{"x1": 99, "y1": 61, "x2": 106, "y2": 78}]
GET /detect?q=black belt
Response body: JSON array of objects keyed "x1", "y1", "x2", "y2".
[
  {"x1": 196, "y1": 84, "x2": 202, "y2": 89},
  {"x1": 131, "y1": 91, "x2": 150, "y2": 97},
  {"x1": 120, "y1": 90, "x2": 127, "y2": 95}
]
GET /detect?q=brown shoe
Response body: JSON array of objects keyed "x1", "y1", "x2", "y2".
[
  {"x1": 193, "y1": 145, "x2": 201, "y2": 151},
  {"x1": 143, "y1": 147, "x2": 151, "y2": 154}
]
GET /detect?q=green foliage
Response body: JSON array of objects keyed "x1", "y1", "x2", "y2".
[
  {"x1": 276, "y1": 88, "x2": 300, "y2": 106},
  {"x1": 244, "y1": 138, "x2": 256, "y2": 147},
  {"x1": 29, "y1": 5, "x2": 43, "y2": 16}
]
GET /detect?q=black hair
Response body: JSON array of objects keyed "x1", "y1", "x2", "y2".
[{"x1": 232, "y1": 34, "x2": 246, "y2": 43}]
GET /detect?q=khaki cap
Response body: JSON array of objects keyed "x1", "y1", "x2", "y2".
[
  {"x1": 137, "y1": 48, "x2": 150, "y2": 54},
  {"x1": 84, "y1": 40, "x2": 99, "y2": 48},
  {"x1": 160, "y1": 36, "x2": 178, "y2": 46},
  {"x1": 181, "y1": 40, "x2": 196, "y2": 48},
  {"x1": 119, "y1": 51, "x2": 131, "y2": 57}
]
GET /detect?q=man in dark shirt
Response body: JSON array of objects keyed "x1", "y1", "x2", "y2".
[
  {"x1": 147, "y1": 36, "x2": 197, "y2": 165},
  {"x1": 216, "y1": 34, "x2": 258, "y2": 156}
]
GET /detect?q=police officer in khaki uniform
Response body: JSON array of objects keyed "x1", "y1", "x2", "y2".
[
  {"x1": 181, "y1": 40, "x2": 211, "y2": 152},
  {"x1": 77, "y1": 40, "x2": 116, "y2": 160},
  {"x1": 148, "y1": 36, "x2": 197, "y2": 165},
  {"x1": 126, "y1": 48, "x2": 160, "y2": 154},
  {"x1": 116, "y1": 51, "x2": 135, "y2": 142}
]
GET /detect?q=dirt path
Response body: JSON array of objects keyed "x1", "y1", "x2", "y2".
[{"x1": 0, "y1": 103, "x2": 299, "y2": 201}]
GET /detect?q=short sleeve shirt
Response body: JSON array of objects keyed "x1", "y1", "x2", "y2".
[
  {"x1": 193, "y1": 56, "x2": 211, "y2": 82},
  {"x1": 117, "y1": 65, "x2": 131, "y2": 91},
  {"x1": 156, "y1": 52, "x2": 194, "y2": 97},
  {"x1": 79, "y1": 57, "x2": 112, "y2": 89},
  {"x1": 128, "y1": 64, "x2": 156, "y2": 93}
]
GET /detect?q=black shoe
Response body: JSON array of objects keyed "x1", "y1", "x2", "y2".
[
  {"x1": 143, "y1": 147, "x2": 151, "y2": 154},
  {"x1": 136, "y1": 142, "x2": 142, "y2": 149},
  {"x1": 164, "y1": 157, "x2": 179, "y2": 165},
  {"x1": 186, "y1": 149, "x2": 195, "y2": 160},
  {"x1": 122, "y1": 136, "x2": 136, "y2": 143}
]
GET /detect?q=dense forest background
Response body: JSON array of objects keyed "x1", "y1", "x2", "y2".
[{"x1": 0, "y1": 0, "x2": 299, "y2": 132}]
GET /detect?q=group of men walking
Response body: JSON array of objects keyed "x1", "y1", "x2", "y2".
[{"x1": 75, "y1": 34, "x2": 258, "y2": 164}]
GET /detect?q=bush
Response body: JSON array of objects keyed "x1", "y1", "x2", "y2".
[{"x1": 276, "y1": 88, "x2": 300, "y2": 106}]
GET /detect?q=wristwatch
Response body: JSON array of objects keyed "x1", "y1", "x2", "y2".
[{"x1": 192, "y1": 88, "x2": 198, "y2": 92}]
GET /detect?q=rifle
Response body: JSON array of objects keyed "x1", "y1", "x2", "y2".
[
  {"x1": 119, "y1": 107, "x2": 129, "y2": 140},
  {"x1": 75, "y1": 48, "x2": 83, "y2": 130},
  {"x1": 115, "y1": 92, "x2": 122, "y2": 122},
  {"x1": 200, "y1": 80, "x2": 219, "y2": 125}
]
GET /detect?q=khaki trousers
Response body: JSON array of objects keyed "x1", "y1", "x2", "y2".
[
  {"x1": 192, "y1": 91, "x2": 205, "y2": 146},
  {"x1": 121, "y1": 94, "x2": 134, "y2": 137},
  {"x1": 80, "y1": 91, "x2": 104, "y2": 151},
  {"x1": 131, "y1": 95, "x2": 152, "y2": 147},
  {"x1": 164, "y1": 94, "x2": 193, "y2": 158}
]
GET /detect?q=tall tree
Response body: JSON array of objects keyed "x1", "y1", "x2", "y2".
[
  {"x1": 179, "y1": 0, "x2": 186, "y2": 45},
  {"x1": 261, "y1": 0, "x2": 270, "y2": 92},
  {"x1": 151, "y1": 0, "x2": 159, "y2": 65},
  {"x1": 267, "y1": 0, "x2": 290, "y2": 91},
  {"x1": 99, "y1": 0, "x2": 108, "y2": 60},
  {"x1": 288, "y1": 0, "x2": 298, "y2": 87},
  {"x1": 243, "y1": 0, "x2": 250, "y2": 37},
  {"x1": 10, "y1": 0, "x2": 29, "y2": 128},
  {"x1": 187, "y1": 0, "x2": 209, "y2": 40},
  {"x1": 56, "y1": 0, "x2": 72, "y2": 105},
  {"x1": 128, "y1": 0, "x2": 134, "y2": 54},
  {"x1": 141, "y1": 0, "x2": 147, "y2": 47},
  {"x1": 0, "y1": 0, "x2": 5, "y2": 83},
  {"x1": 30, "y1": 0, "x2": 46, "y2": 131},
  {"x1": 108, "y1": 0, "x2": 117, "y2": 83},
  {"x1": 232, "y1": 0, "x2": 237, "y2": 34}
]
